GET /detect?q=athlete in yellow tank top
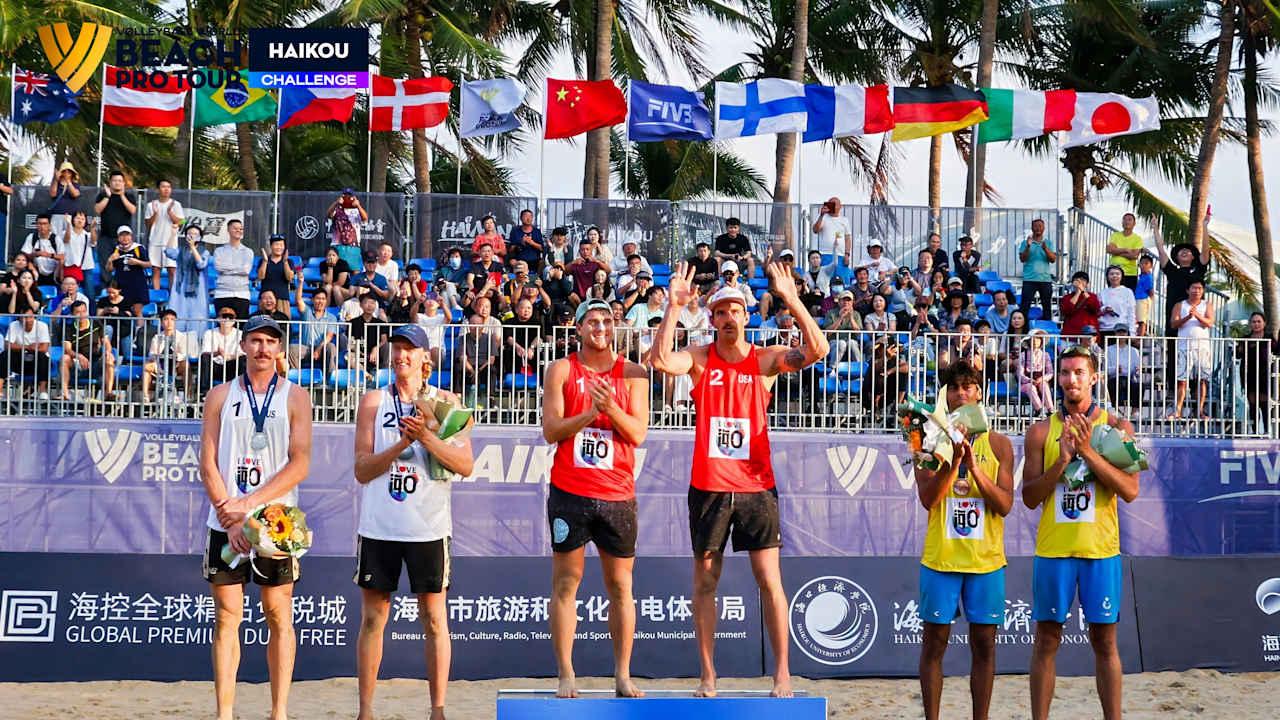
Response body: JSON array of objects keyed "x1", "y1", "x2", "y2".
[
  {"x1": 913, "y1": 362, "x2": 1015, "y2": 720},
  {"x1": 1021, "y1": 346, "x2": 1140, "y2": 720}
]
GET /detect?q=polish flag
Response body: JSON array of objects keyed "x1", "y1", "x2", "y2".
[
  {"x1": 369, "y1": 75, "x2": 453, "y2": 132},
  {"x1": 101, "y1": 65, "x2": 188, "y2": 127}
]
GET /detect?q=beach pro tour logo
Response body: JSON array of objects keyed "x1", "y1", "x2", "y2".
[
  {"x1": 85, "y1": 429, "x2": 142, "y2": 484},
  {"x1": 36, "y1": 23, "x2": 112, "y2": 92},
  {"x1": 0, "y1": 591, "x2": 58, "y2": 642},
  {"x1": 789, "y1": 575, "x2": 878, "y2": 665},
  {"x1": 827, "y1": 446, "x2": 880, "y2": 497},
  {"x1": 1258, "y1": 578, "x2": 1280, "y2": 615}
]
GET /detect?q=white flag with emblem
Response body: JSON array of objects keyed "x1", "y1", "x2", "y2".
[{"x1": 459, "y1": 78, "x2": 526, "y2": 138}]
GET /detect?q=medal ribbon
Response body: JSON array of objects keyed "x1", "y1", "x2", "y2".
[{"x1": 243, "y1": 373, "x2": 279, "y2": 436}]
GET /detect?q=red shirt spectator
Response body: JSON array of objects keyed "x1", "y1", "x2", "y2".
[
  {"x1": 1059, "y1": 271, "x2": 1101, "y2": 337},
  {"x1": 472, "y1": 215, "x2": 507, "y2": 259},
  {"x1": 567, "y1": 242, "x2": 605, "y2": 299}
]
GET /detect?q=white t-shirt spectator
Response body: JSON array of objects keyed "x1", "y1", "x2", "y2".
[
  {"x1": 1097, "y1": 285, "x2": 1136, "y2": 333},
  {"x1": 816, "y1": 214, "x2": 852, "y2": 258},
  {"x1": 611, "y1": 254, "x2": 652, "y2": 278},
  {"x1": 144, "y1": 198, "x2": 185, "y2": 249},
  {"x1": 374, "y1": 259, "x2": 400, "y2": 288},
  {"x1": 21, "y1": 232, "x2": 63, "y2": 277},
  {"x1": 857, "y1": 254, "x2": 898, "y2": 282},
  {"x1": 340, "y1": 298, "x2": 364, "y2": 322},
  {"x1": 414, "y1": 311, "x2": 447, "y2": 350},
  {"x1": 63, "y1": 229, "x2": 96, "y2": 271},
  {"x1": 201, "y1": 327, "x2": 243, "y2": 365},
  {"x1": 1104, "y1": 343, "x2": 1142, "y2": 378},
  {"x1": 212, "y1": 244, "x2": 255, "y2": 300},
  {"x1": 7, "y1": 318, "x2": 51, "y2": 347},
  {"x1": 149, "y1": 331, "x2": 189, "y2": 360}
]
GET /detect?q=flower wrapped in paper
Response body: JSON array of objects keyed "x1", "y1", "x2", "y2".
[
  {"x1": 220, "y1": 503, "x2": 313, "y2": 574},
  {"x1": 1063, "y1": 423, "x2": 1149, "y2": 490},
  {"x1": 412, "y1": 391, "x2": 474, "y2": 480},
  {"x1": 897, "y1": 386, "x2": 990, "y2": 470}
]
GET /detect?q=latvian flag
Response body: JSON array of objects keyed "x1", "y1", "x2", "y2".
[
  {"x1": 370, "y1": 75, "x2": 453, "y2": 132},
  {"x1": 978, "y1": 89, "x2": 1076, "y2": 144},
  {"x1": 101, "y1": 65, "x2": 188, "y2": 127}
]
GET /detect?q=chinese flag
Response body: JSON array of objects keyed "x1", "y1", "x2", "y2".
[{"x1": 544, "y1": 78, "x2": 627, "y2": 139}]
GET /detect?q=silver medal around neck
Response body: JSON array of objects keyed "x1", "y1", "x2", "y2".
[
  {"x1": 399, "y1": 444, "x2": 416, "y2": 461},
  {"x1": 251, "y1": 432, "x2": 268, "y2": 451}
]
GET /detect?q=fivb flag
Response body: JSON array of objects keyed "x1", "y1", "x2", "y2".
[
  {"x1": 714, "y1": 79, "x2": 807, "y2": 140},
  {"x1": 627, "y1": 80, "x2": 712, "y2": 142},
  {"x1": 459, "y1": 78, "x2": 526, "y2": 138},
  {"x1": 1062, "y1": 93, "x2": 1160, "y2": 148},
  {"x1": 802, "y1": 83, "x2": 893, "y2": 142}
]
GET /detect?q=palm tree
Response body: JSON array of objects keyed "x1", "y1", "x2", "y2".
[
  {"x1": 964, "y1": 0, "x2": 1000, "y2": 221},
  {"x1": 610, "y1": 132, "x2": 769, "y2": 201},
  {"x1": 1187, "y1": 0, "x2": 1236, "y2": 249},
  {"x1": 772, "y1": 0, "x2": 809, "y2": 208},
  {"x1": 1239, "y1": 0, "x2": 1278, "y2": 334}
]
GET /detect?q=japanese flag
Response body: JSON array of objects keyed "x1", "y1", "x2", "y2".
[{"x1": 1061, "y1": 93, "x2": 1160, "y2": 148}]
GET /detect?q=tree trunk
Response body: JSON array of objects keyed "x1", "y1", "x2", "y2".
[
  {"x1": 405, "y1": 5, "x2": 432, "y2": 193},
  {"x1": 1244, "y1": 22, "x2": 1278, "y2": 334},
  {"x1": 370, "y1": 134, "x2": 390, "y2": 193},
  {"x1": 770, "y1": 0, "x2": 809, "y2": 209},
  {"x1": 583, "y1": 0, "x2": 615, "y2": 199},
  {"x1": 964, "y1": 0, "x2": 999, "y2": 223},
  {"x1": 235, "y1": 122, "x2": 260, "y2": 190},
  {"x1": 174, "y1": 93, "x2": 192, "y2": 187},
  {"x1": 1071, "y1": 168, "x2": 1085, "y2": 210},
  {"x1": 1188, "y1": 0, "x2": 1236, "y2": 248},
  {"x1": 928, "y1": 134, "x2": 942, "y2": 227}
]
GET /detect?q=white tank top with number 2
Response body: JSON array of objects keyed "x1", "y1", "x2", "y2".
[
  {"x1": 357, "y1": 386, "x2": 453, "y2": 543},
  {"x1": 208, "y1": 377, "x2": 296, "y2": 531}
]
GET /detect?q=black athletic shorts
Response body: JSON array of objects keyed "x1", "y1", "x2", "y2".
[
  {"x1": 355, "y1": 536, "x2": 452, "y2": 594},
  {"x1": 546, "y1": 484, "x2": 638, "y2": 558},
  {"x1": 688, "y1": 486, "x2": 783, "y2": 554},
  {"x1": 203, "y1": 528, "x2": 300, "y2": 586}
]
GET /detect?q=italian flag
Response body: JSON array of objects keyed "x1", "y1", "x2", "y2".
[{"x1": 977, "y1": 88, "x2": 1076, "y2": 144}]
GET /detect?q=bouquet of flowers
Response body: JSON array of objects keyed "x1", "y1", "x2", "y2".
[
  {"x1": 1063, "y1": 423, "x2": 1148, "y2": 490},
  {"x1": 413, "y1": 391, "x2": 474, "y2": 481},
  {"x1": 897, "y1": 386, "x2": 990, "y2": 470},
  {"x1": 220, "y1": 503, "x2": 313, "y2": 570}
]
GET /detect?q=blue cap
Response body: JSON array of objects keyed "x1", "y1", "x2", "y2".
[
  {"x1": 574, "y1": 299, "x2": 613, "y2": 323},
  {"x1": 243, "y1": 315, "x2": 283, "y2": 338},
  {"x1": 390, "y1": 324, "x2": 430, "y2": 349}
]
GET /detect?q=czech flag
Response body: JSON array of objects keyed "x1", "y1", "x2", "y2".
[
  {"x1": 278, "y1": 87, "x2": 357, "y2": 129},
  {"x1": 890, "y1": 85, "x2": 988, "y2": 142}
]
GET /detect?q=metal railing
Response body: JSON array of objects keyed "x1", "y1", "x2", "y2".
[{"x1": 1, "y1": 315, "x2": 1274, "y2": 439}]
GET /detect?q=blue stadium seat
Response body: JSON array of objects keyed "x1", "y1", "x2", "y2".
[
  {"x1": 331, "y1": 369, "x2": 364, "y2": 389},
  {"x1": 747, "y1": 315, "x2": 762, "y2": 328},
  {"x1": 116, "y1": 365, "x2": 143, "y2": 381},
  {"x1": 1031, "y1": 319, "x2": 1060, "y2": 334},
  {"x1": 1028, "y1": 306, "x2": 1043, "y2": 320},
  {"x1": 142, "y1": 302, "x2": 158, "y2": 316},
  {"x1": 287, "y1": 368, "x2": 326, "y2": 386},
  {"x1": 38, "y1": 285, "x2": 57, "y2": 299},
  {"x1": 149, "y1": 289, "x2": 169, "y2": 305},
  {"x1": 504, "y1": 373, "x2": 538, "y2": 390},
  {"x1": 451, "y1": 309, "x2": 464, "y2": 322},
  {"x1": 411, "y1": 258, "x2": 438, "y2": 271},
  {"x1": 973, "y1": 293, "x2": 993, "y2": 307},
  {"x1": 819, "y1": 376, "x2": 844, "y2": 394},
  {"x1": 650, "y1": 264, "x2": 671, "y2": 276},
  {"x1": 375, "y1": 368, "x2": 394, "y2": 387},
  {"x1": 429, "y1": 370, "x2": 451, "y2": 389},
  {"x1": 987, "y1": 280, "x2": 1013, "y2": 294},
  {"x1": 978, "y1": 270, "x2": 1002, "y2": 285},
  {"x1": 987, "y1": 381, "x2": 1013, "y2": 398},
  {"x1": 748, "y1": 277, "x2": 768, "y2": 290},
  {"x1": 835, "y1": 361, "x2": 865, "y2": 379},
  {"x1": 288, "y1": 255, "x2": 303, "y2": 270}
]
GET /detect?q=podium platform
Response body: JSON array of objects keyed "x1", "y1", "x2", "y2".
[{"x1": 496, "y1": 689, "x2": 826, "y2": 720}]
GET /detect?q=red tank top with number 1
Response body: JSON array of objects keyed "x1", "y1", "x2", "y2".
[
  {"x1": 691, "y1": 343, "x2": 775, "y2": 492},
  {"x1": 550, "y1": 353, "x2": 636, "y2": 501}
]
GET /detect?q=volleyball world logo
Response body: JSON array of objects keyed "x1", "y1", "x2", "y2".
[{"x1": 37, "y1": 22, "x2": 112, "y2": 93}]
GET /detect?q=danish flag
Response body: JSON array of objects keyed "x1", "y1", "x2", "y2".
[{"x1": 369, "y1": 75, "x2": 453, "y2": 132}]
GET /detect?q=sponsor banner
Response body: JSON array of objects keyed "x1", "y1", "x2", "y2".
[
  {"x1": 1133, "y1": 557, "x2": 1280, "y2": 673},
  {"x1": 277, "y1": 191, "x2": 406, "y2": 259},
  {"x1": 0, "y1": 553, "x2": 762, "y2": 682},
  {"x1": 770, "y1": 557, "x2": 1140, "y2": 678},
  {"x1": 412, "y1": 194, "x2": 537, "y2": 261},
  {"x1": 544, "y1": 199, "x2": 675, "y2": 266},
  {"x1": 1, "y1": 419, "x2": 1275, "y2": 558}
]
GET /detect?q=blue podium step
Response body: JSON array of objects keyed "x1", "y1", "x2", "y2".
[{"x1": 496, "y1": 689, "x2": 825, "y2": 720}]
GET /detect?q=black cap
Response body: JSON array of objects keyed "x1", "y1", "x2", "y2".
[{"x1": 243, "y1": 315, "x2": 284, "y2": 339}]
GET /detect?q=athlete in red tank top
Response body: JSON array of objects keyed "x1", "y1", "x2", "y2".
[
  {"x1": 690, "y1": 343, "x2": 774, "y2": 492},
  {"x1": 551, "y1": 352, "x2": 637, "y2": 500}
]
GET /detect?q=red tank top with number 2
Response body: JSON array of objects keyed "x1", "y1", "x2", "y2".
[
  {"x1": 691, "y1": 343, "x2": 775, "y2": 492},
  {"x1": 550, "y1": 353, "x2": 636, "y2": 501}
]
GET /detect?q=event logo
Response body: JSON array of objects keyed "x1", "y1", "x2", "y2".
[
  {"x1": 1257, "y1": 578, "x2": 1280, "y2": 615},
  {"x1": 1207, "y1": 450, "x2": 1280, "y2": 502},
  {"x1": 788, "y1": 575, "x2": 878, "y2": 666},
  {"x1": 826, "y1": 446, "x2": 880, "y2": 497},
  {"x1": 36, "y1": 23, "x2": 112, "y2": 92},
  {"x1": 0, "y1": 590, "x2": 58, "y2": 642},
  {"x1": 295, "y1": 215, "x2": 320, "y2": 241},
  {"x1": 84, "y1": 429, "x2": 142, "y2": 484}
]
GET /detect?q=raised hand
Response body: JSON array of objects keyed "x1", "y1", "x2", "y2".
[
  {"x1": 767, "y1": 261, "x2": 799, "y2": 302},
  {"x1": 668, "y1": 261, "x2": 700, "y2": 308}
]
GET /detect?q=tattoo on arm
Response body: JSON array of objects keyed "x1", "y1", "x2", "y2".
[{"x1": 780, "y1": 347, "x2": 806, "y2": 372}]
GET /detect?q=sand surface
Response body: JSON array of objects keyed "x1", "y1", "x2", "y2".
[{"x1": 2, "y1": 670, "x2": 1278, "y2": 718}]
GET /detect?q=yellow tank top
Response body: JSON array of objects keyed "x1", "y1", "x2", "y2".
[
  {"x1": 921, "y1": 432, "x2": 1006, "y2": 574},
  {"x1": 1035, "y1": 410, "x2": 1120, "y2": 559}
]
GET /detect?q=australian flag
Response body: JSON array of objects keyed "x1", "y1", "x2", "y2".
[{"x1": 12, "y1": 67, "x2": 79, "y2": 125}]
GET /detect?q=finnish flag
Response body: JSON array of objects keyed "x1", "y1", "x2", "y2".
[{"x1": 714, "y1": 79, "x2": 808, "y2": 140}]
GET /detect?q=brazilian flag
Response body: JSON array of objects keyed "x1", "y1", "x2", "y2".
[{"x1": 193, "y1": 69, "x2": 277, "y2": 127}]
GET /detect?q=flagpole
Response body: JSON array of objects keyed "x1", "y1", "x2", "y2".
[
  {"x1": 712, "y1": 147, "x2": 718, "y2": 202},
  {"x1": 6, "y1": 64, "x2": 15, "y2": 231},
  {"x1": 186, "y1": 86, "x2": 196, "y2": 190},
  {"x1": 273, "y1": 96, "x2": 282, "y2": 234},
  {"x1": 456, "y1": 74, "x2": 465, "y2": 196},
  {"x1": 365, "y1": 63, "x2": 375, "y2": 193},
  {"x1": 538, "y1": 88, "x2": 546, "y2": 222},
  {"x1": 96, "y1": 63, "x2": 106, "y2": 187}
]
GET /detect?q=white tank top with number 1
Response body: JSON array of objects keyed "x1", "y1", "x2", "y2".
[{"x1": 208, "y1": 377, "x2": 296, "y2": 531}]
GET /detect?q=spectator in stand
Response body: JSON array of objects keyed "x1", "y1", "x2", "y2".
[
  {"x1": 257, "y1": 233, "x2": 295, "y2": 318},
  {"x1": 974, "y1": 319, "x2": 1001, "y2": 389},
  {"x1": 21, "y1": 213, "x2": 63, "y2": 287},
  {"x1": 687, "y1": 241, "x2": 720, "y2": 295},
  {"x1": 319, "y1": 246, "x2": 353, "y2": 307},
  {"x1": 56, "y1": 301, "x2": 115, "y2": 401},
  {"x1": 61, "y1": 211, "x2": 98, "y2": 310},
  {"x1": 544, "y1": 227, "x2": 572, "y2": 274},
  {"x1": 93, "y1": 171, "x2": 138, "y2": 283},
  {"x1": 1017, "y1": 218, "x2": 1057, "y2": 318},
  {"x1": 197, "y1": 308, "x2": 244, "y2": 392},
  {"x1": 925, "y1": 232, "x2": 949, "y2": 272},
  {"x1": 413, "y1": 291, "x2": 448, "y2": 369},
  {"x1": 983, "y1": 289, "x2": 1012, "y2": 333},
  {"x1": 289, "y1": 286, "x2": 340, "y2": 374},
  {"x1": 714, "y1": 217, "x2": 757, "y2": 281},
  {"x1": 105, "y1": 226, "x2": 150, "y2": 318},
  {"x1": 502, "y1": 260, "x2": 545, "y2": 310},
  {"x1": 328, "y1": 188, "x2": 367, "y2": 254},
  {"x1": 253, "y1": 289, "x2": 291, "y2": 326},
  {"x1": 888, "y1": 266, "x2": 920, "y2": 329},
  {"x1": 212, "y1": 219, "x2": 253, "y2": 318},
  {"x1": 626, "y1": 285, "x2": 666, "y2": 328},
  {"x1": 48, "y1": 275, "x2": 89, "y2": 320},
  {"x1": 952, "y1": 235, "x2": 982, "y2": 293},
  {"x1": 404, "y1": 263, "x2": 427, "y2": 297},
  {"x1": 940, "y1": 317, "x2": 982, "y2": 372},
  {"x1": 349, "y1": 250, "x2": 392, "y2": 308},
  {"x1": 820, "y1": 275, "x2": 846, "y2": 315},
  {"x1": 465, "y1": 242, "x2": 504, "y2": 300},
  {"x1": 455, "y1": 313, "x2": 499, "y2": 400},
  {"x1": 566, "y1": 239, "x2": 606, "y2": 304},
  {"x1": 96, "y1": 282, "x2": 135, "y2": 344},
  {"x1": 141, "y1": 308, "x2": 189, "y2": 403},
  {"x1": 863, "y1": 292, "x2": 896, "y2": 339},
  {"x1": 144, "y1": 179, "x2": 185, "y2": 291},
  {"x1": 824, "y1": 290, "x2": 864, "y2": 363},
  {"x1": 437, "y1": 247, "x2": 469, "y2": 316},
  {"x1": 1169, "y1": 278, "x2": 1214, "y2": 420},
  {"x1": 909, "y1": 296, "x2": 939, "y2": 340},
  {"x1": 586, "y1": 267, "x2": 616, "y2": 303},
  {"x1": 508, "y1": 209, "x2": 544, "y2": 272},
  {"x1": 472, "y1": 215, "x2": 507, "y2": 262},
  {"x1": 928, "y1": 269, "x2": 950, "y2": 311},
  {"x1": 542, "y1": 261, "x2": 575, "y2": 309},
  {"x1": 0, "y1": 252, "x2": 33, "y2": 291},
  {"x1": 1240, "y1": 312, "x2": 1278, "y2": 431},
  {"x1": 758, "y1": 248, "x2": 805, "y2": 318},
  {"x1": 800, "y1": 250, "x2": 836, "y2": 314},
  {"x1": 1134, "y1": 254, "x2": 1155, "y2": 336},
  {"x1": 1106, "y1": 212, "x2": 1144, "y2": 291},
  {"x1": 584, "y1": 226, "x2": 613, "y2": 268},
  {"x1": 47, "y1": 161, "x2": 81, "y2": 238},
  {"x1": 863, "y1": 334, "x2": 908, "y2": 413},
  {"x1": 759, "y1": 306, "x2": 800, "y2": 346},
  {"x1": 615, "y1": 254, "x2": 646, "y2": 298},
  {"x1": 372, "y1": 241, "x2": 400, "y2": 288},
  {"x1": 1018, "y1": 329, "x2": 1054, "y2": 417},
  {"x1": 619, "y1": 269, "x2": 653, "y2": 313},
  {"x1": 470, "y1": 294, "x2": 503, "y2": 340},
  {"x1": 1000, "y1": 309, "x2": 1030, "y2": 379},
  {"x1": 611, "y1": 239, "x2": 651, "y2": 278},
  {"x1": 813, "y1": 196, "x2": 851, "y2": 265},
  {"x1": 912, "y1": 249, "x2": 935, "y2": 292},
  {"x1": 386, "y1": 279, "x2": 420, "y2": 325},
  {"x1": 349, "y1": 294, "x2": 391, "y2": 371},
  {"x1": 856, "y1": 239, "x2": 898, "y2": 286},
  {"x1": 1060, "y1": 271, "x2": 1101, "y2": 337},
  {"x1": 714, "y1": 261, "x2": 757, "y2": 312},
  {"x1": 1077, "y1": 324, "x2": 1103, "y2": 364},
  {"x1": 503, "y1": 298, "x2": 542, "y2": 374},
  {"x1": 165, "y1": 225, "x2": 210, "y2": 335},
  {"x1": 1097, "y1": 265, "x2": 1136, "y2": 337},
  {"x1": 937, "y1": 288, "x2": 973, "y2": 333},
  {"x1": 1153, "y1": 213, "x2": 1212, "y2": 326},
  {"x1": 848, "y1": 266, "x2": 879, "y2": 317},
  {"x1": 2, "y1": 309, "x2": 52, "y2": 399},
  {"x1": 1104, "y1": 326, "x2": 1143, "y2": 421}
]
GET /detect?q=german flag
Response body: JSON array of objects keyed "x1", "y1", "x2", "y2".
[{"x1": 890, "y1": 85, "x2": 989, "y2": 142}]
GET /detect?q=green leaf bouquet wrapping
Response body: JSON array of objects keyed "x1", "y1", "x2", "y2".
[
  {"x1": 897, "y1": 386, "x2": 990, "y2": 470},
  {"x1": 1063, "y1": 423, "x2": 1149, "y2": 490},
  {"x1": 413, "y1": 393, "x2": 474, "y2": 480}
]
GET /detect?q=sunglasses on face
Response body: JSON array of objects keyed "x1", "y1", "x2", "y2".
[{"x1": 219, "y1": 314, "x2": 236, "y2": 319}]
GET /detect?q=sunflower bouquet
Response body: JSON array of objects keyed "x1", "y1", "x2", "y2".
[
  {"x1": 897, "y1": 386, "x2": 990, "y2": 471},
  {"x1": 220, "y1": 503, "x2": 313, "y2": 569},
  {"x1": 1062, "y1": 423, "x2": 1149, "y2": 490}
]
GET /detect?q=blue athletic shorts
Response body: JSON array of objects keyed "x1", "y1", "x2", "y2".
[
  {"x1": 919, "y1": 564, "x2": 1006, "y2": 625},
  {"x1": 1032, "y1": 555, "x2": 1123, "y2": 624}
]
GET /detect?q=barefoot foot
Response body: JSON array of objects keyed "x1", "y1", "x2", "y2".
[
  {"x1": 693, "y1": 678, "x2": 717, "y2": 698},
  {"x1": 556, "y1": 675, "x2": 579, "y2": 698},
  {"x1": 615, "y1": 676, "x2": 644, "y2": 698},
  {"x1": 770, "y1": 673, "x2": 794, "y2": 698}
]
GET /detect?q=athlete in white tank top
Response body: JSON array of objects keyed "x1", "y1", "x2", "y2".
[
  {"x1": 208, "y1": 373, "x2": 296, "y2": 530},
  {"x1": 358, "y1": 384, "x2": 454, "y2": 541}
]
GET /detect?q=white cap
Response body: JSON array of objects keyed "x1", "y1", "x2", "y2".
[
  {"x1": 116, "y1": 225, "x2": 133, "y2": 235},
  {"x1": 707, "y1": 285, "x2": 748, "y2": 310},
  {"x1": 720, "y1": 260, "x2": 739, "y2": 274},
  {"x1": 866, "y1": 239, "x2": 883, "y2": 249}
]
